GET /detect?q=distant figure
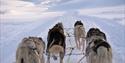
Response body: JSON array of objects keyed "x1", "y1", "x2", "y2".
[
  {"x1": 86, "y1": 28, "x2": 112, "y2": 63},
  {"x1": 46, "y1": 22, "x2": 66, "y2": 63},
  {"x1": 16, "y1": 37, "x2": 45, "y2": 63},
  {"x1": 74, "y1": 21, "x2": 86, "y2": 51}
]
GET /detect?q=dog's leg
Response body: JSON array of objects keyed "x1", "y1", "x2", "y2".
[
  {"x1": 75, "y1": 28, "x2": 80, "y2": 50},
  {"x1": 78, "y1": 36, "x2": 81, "y2": 50},
  {"x1": 76, "y1": 34, "x2": 80, "y2": 50},
  {"x1": 60, "y1": 52, "x2": 64, "y2": 63},
  {"x1": 17, "y1": 57, "x2": 22, "y2": 63},
  {"x1": 41, "y1": 55, "x2": 45, "y2": 63},
  {"x1": 79, "y1": 37, "x2": 83, "y2": 51},
  {"x1": 75, "y1": 36, "x2": 79, "y2": 49},
  {"x1": 108, "y1": 49, "x2": 112, "y2": 63},
  {"x1": 47, "y1": 53, "x2": 50, "y2": 63},
  {"x1": 81, "y1": 38, "x2": 85, "y2": 52}
]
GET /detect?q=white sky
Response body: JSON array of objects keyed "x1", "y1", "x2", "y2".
[{"x1": 0, "y1": 0, "x2": 125, "y2": 22}]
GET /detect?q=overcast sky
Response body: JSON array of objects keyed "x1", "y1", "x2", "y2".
[{"x1": 0, "y1": 0, "x2": 125, "y2": 22}]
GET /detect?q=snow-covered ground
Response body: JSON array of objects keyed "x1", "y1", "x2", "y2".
[{"x1": 0, "y1": 5, "x2": 125, "y2": 63}]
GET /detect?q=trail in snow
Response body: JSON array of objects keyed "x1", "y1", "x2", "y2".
[{"x1": 0, "y1": 13, "x2": 125, "y2": 63}]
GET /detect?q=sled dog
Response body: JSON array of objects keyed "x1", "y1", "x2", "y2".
[
  {"x1": 86, "y1": 28, "x2": 112, "y2": 63},
  {"x1": 74, "y1": 21, "x2": 86, "y2": 51},
  {"x1": 46, "y1": 22, "x2": 66, "y2": 63}
]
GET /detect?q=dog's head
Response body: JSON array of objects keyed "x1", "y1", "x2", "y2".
[
  {"x1": 87, "y1": 28, "x2": 100, "y2": 37},
  {"x1": 54, "y1": 22, "x2": 64, "y2": 31},
  {"x1": 28, "y1": 37, "x2": 45, "y2": 54},
  {"x1": 21, "y1": 37, "x2": 36, "y2": 50},
  {"x1": 74, "y1": 21, "x2": 83, "y2": 27},
  {"x1": 86, "y1": 28, "x2": 107, "y2": 41},
  {"x1": 49, "y1": 22, "x2": 64, "y2": 35}
]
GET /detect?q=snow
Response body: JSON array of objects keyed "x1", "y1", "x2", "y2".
[
  {"x1": 78, "y1": 5, "x2": 125, "y2": 26},
  {"x1": 0, "y1": 6, "x2": 125, "y2": 63}
]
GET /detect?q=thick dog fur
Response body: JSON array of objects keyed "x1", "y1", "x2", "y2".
[
  {"x1": 46, "y1": 22, "x2": 66, "y2": 63},
  {"x1": 74, "y1": 21, "x2": 86, "y2": 51},
  {"x1": 86, "y1": 28, "x2": 112, "y2": 63},
  {"x1": 86, "y1": 28, "x2": 107, "y2": 46},
  {"x1": 16, "y1": 37, "x2": 45, "y2": 63},
  {"x1": 86, "y1": 39, "x2": 112, "y2": 63}
]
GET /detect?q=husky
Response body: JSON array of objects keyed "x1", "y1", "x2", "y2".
[
  {"x1": 46, "y1": 22, "x2": 66, "y2": 63},
  {"x1": 86, "y1": 28, "x2": 112, "y2": 63},
  {"x1": 74, "y1": 21, "x2": 86, "y2": 51},
  {"x1": 16, "y1": 37, "x2": 45, "y2": 63},
  {"x1": 86, "y1": 39, "x2": 112, "y2": 63}
]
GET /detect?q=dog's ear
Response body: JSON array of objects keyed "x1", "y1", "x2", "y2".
[
  {"x1": 87, "y1": 28, "x2": 95, "y2": 37},
  {"x1": 29, "y1": 36, "x2": 33, "y2": 39},
  {"x1": 74, "y1": 21, "x2": 78, "y2": 26},
  {"x1": 95, "y1": 28, "x2": 100, "y2": 32},
  {"x1": 22, "y1": 37, "x2": 28, "y2": 42},
  {"x1": 100, "y1": 31, "x2": 107, "y2": 41}
]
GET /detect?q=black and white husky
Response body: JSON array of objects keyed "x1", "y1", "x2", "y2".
[
  {"x1": 86, "y1": 28, "x2": 112, "y2": 63},
  {"x1": 46, "y1": 22, "x2": 66, "y2": 63},
  {"x1": 74, "y1": 21, "x2": 86, "y2": 51}
]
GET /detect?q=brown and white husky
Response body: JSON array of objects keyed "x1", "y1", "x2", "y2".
[{"x1": 74, "y1": 21, "x2": 86, "y2": 51}]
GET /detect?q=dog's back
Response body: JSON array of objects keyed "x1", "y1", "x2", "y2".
[
  {"x1": 95, "y1": 43, "x2": 112, "y2": 63},
  {"x1": 86, "y1": 39, "x2": 112, "y2": 63},
  {"x1": 74, "y1": 25, "x2": 85, "y2": 38},
  {"x1": 47, "y1": 23, "x2": 65, "y2": 52}
]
